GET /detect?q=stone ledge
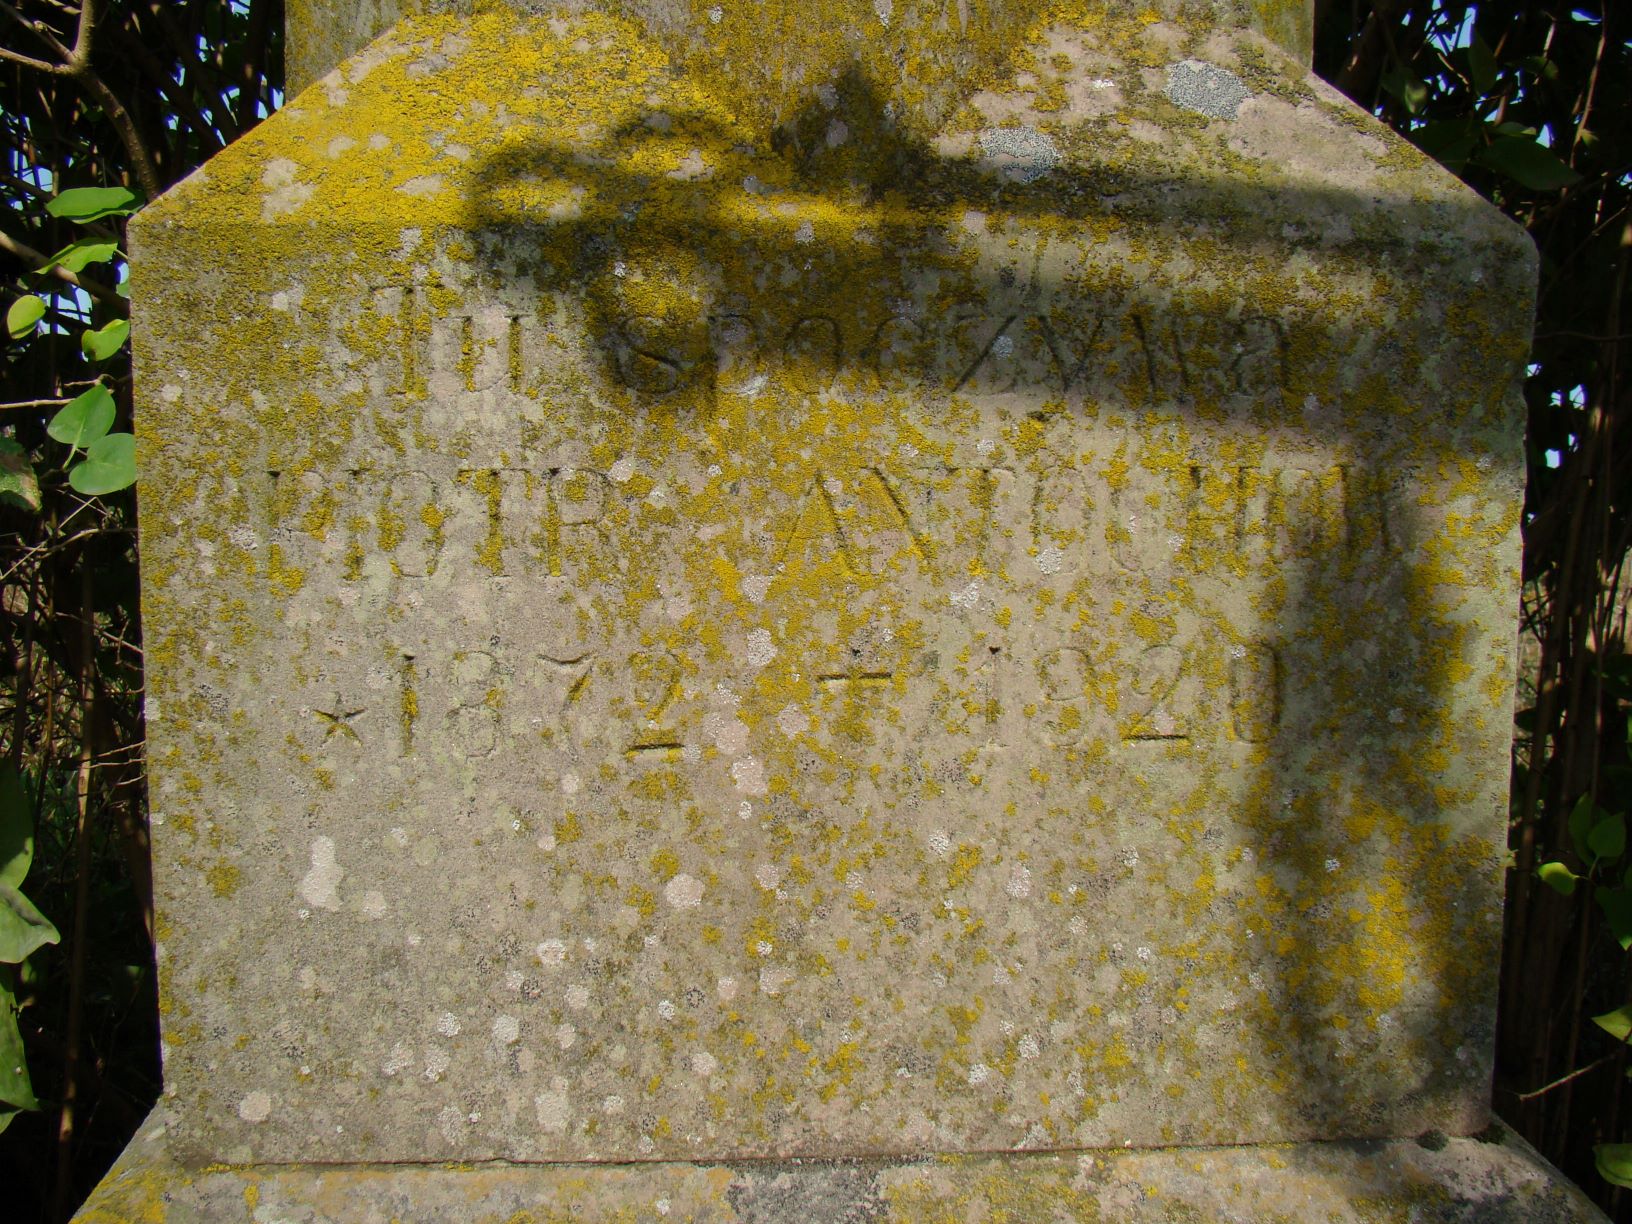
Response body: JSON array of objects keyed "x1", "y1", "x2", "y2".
[{"x1": 76, "y1": 1110, "x2": 1606, "y2": 1222}]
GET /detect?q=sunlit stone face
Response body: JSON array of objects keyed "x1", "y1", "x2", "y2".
[{"x1": 136, "y1": 5, "x2": 1530, "y2": 1167}]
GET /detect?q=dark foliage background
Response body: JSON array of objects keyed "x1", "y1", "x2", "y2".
[
  {"x1": 1, "y1": 0, "x2": 1627, "y2": 1218},
  {"x1": 1312, "y1": 0, "x2": 1632, "y2": 1211},
  {"x1": 0, "y1": 2, "x2": 281, "y2": 1219}
]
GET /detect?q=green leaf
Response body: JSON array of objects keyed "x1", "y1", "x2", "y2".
[
  {"x1": 80, "y1": 319, "x2": 129, "y2": 362},
  {"x1": 0, "y1": 884, "x2": 59, "y2": 963},
  {"x1": 1591, "y1": 812, "x2": 1628, "y2": 862},
  {"x1": 45, "y1": 185, "x2": 139, "y2": 223},
  {"x1": 1539, "y1": 860, "x2": 1578, "y2": 896},
  {"x1": 1522, "y1": 55, "x2": 1559, "y2": 82},
  {"x1": 0, "y1": 439, "x2": 40, "y2": 513},
  {"x1": 1601, "y1": 890, "x2": 1632, "y2": 950},
  {"x1": 1476, "y1": 135, "x2": 1583, "y2": 191},
  {"x1": 68, "y1": 432, "x2": 136, "y2": 496},
  {"x1": 46, "y1": 384, "x2": 115, "y2": 452},
  {"x1": 0, "y1": 765, "x2": 30, "y2": 891},
  {"x1": 40, "y1": 238, "x2": 119, "y2": 276},
  {"x1": 1412, "y1": 118, "x2": 1479, "y2": 171},
  {"x1": 1598, "y1": 1143, "x2": 1632, "y2": 1190},
  {"x1": 6, "y1": 296, "x2": 45, "y2": 341},
  {"x1": 1468, "y1": 34, "x2": 1498, "y2": 96},
  {"x1": 1381, "y1": 63, "x2": 1430, "y2": 114},
  {"x1": 1594, "y1": 1005, "x2": 1632, "y2": 1042},
  {"x1": 0, "y1": 972, "x2": 38, "y2": 1115},
  {"x1": 1570, "y1": 795, "x2": 1596, "y2": 862}
]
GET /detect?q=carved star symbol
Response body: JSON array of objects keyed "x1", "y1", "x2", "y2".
[{"x1": 313, "y1": 695, "x2": 366, "y2": 744}]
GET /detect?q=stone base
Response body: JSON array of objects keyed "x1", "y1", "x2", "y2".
[{"x1": 75, "y1": 1109, "x2": 1605, "y2": 1222}]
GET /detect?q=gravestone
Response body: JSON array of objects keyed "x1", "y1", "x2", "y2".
[{"x1": 80, "y1": 0, "x2": 1602, "y2": 1218}]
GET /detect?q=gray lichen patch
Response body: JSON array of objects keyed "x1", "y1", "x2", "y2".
[
  {"x1": 975, "y1": 126, "x2": 1062, "y2": 183},
  {"x1": 1166, "y1": 59, "x2": 1252, "y2": 120}
]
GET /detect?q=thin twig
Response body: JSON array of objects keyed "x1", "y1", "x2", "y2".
[
  {"x1": 0, "y1": 226, "x2": 129, "y2": 313},
  {"x1": 0, "y1": 0, "x2": 161, "y2": 198},
  {"x1": 1518, "y1": 1046, "x2": 1624, "y2": 1102}
]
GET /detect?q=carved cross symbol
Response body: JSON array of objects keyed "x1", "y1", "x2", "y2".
[
  {"x1": 817, "y1": 645, "x2": 893, "y2": 696},
  {"x1": 818, "y1": 649, "x2": 893, "y2": 714},
  {"x1": 314, "y1": 695, "x2": 366, "y2": 744},
  {"x1": 817, "y1": 656, "x2": 893, "y2": 742},
  {"x1": 817, "y1": 667, "x2": 893, "y2": 694}
]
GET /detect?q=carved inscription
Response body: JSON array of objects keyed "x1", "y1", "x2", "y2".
[
  {"x1": 602, "y1": 306, "x2": 1289, "y2": 401},
  {"x1": 1031, "y1": 460, "x2": 1363, "y2": 573},
  {"x1": 269, "y1": 451, "x2": 1371, "y2": 761},
  {"x1": 775, "y1": 467, "x2": 1007, "y2": 580},
  {"x1": 376, "y1": 633, "x2": 1282, "y2": 760},
  {"x1": 625, "y1": 651, "x2": 685, "y2": 759},
  {"x1": 362, "y1": 286, "x2": 1289, "y2": 404},
  {"x1": 1035, "y1": 639, "x2": 1281, "y2": 746}
]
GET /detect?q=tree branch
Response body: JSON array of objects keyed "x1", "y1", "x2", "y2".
[
  {"x1": 105, "y1": 21, "x2": 224, "y2": 155},
  {"x1": 1335, "y1": 0, "x2": 1409, "y2": 105},
  {"x1": 0, "y1": 227, "x2": 129, "y2": 314},
  {"x1": 235, "y1": 0, "x2": 273, "y2": 132},
  {"x1": 0, "y1": 0, "x2": 72, "y2": 60},
  {"x1": 0, "y1": 0, "x2": 163, "y2": 198},
  {"x1": 72, "y1": 70, "x2": 162, "y2": 200},
  {"x1": 0, "y1": 42, "x2": 65, "y2": 75},
  {"x1": 66, "y1": 0, "x2": 94, "y2": 71}
]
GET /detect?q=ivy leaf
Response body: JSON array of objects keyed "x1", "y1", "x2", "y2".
[
  {"x1": 1570, "y1": 795, "x2": 1597, "y2": 862},
  {"x1": 1591, "y1": 812, "x2": 1628, "y2": 862},
  {"x1": 80, "y1": 319, "x2": 129, "y2": 362},
  {"x1": 45, "y1": 185, "x2": 139, "y2": 222},
  {"x1": 6, "y1": 296, "x2": 45, "y2": 341},
  {"x1": 1381, "y1": 63, "x2": 1430, "y2": 114},
  {"x1": 47, "y1": 384, "x2": 115, "y2": 452},
  {"x1": 0, "y1": 973, "x2": 38, "y2": 1116},
  {"x1": 68, "y1": 432, "x2": 136, "y2": 496},
  {"x1": 1477, "y1": 135, "x2": 1583, "y2": 191},
  {"x1": 0, "y1": 439, "x2": 40, "y2": 513},
  {"x1": 1522, "y1": 54, "x2": 1559, "y2": 82},
  {"x1": 1468, "y1": 34, "x2": 1498, "y2": 96},
  {"x1": 1412, "y1": 118, "x2": 1479, "y2": 172},
  {"x1": 1600, "y1": 890, "x2": 1632, "y2": 951},
  {"x1": 39, "y1": 239, "x2": 120, "y2": 276},
  {"x1": 1595, "y1": 1005, "x2": 1632, "y2": 1042},
  {"x1": 0, "y1": 884, "x2": 59, "y2": 963},
  {"x1": 0, "y1": 764, "x2": 30, "y2": 891},
  {"x1": 1539, "y1": 860, "x2": 1578, "y2": 896},
  {"x1": 1598, "y1": 1144, "x2": 1632, "y2": 1190}
]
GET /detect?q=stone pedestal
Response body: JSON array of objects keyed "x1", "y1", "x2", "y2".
[{"x1": 82, "y1": 1, "x2": 1598, "y2": 1217}]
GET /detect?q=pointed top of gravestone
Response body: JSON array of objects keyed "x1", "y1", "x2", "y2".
[{"x1": 286, "y1": 1, "x2": 1315, "y2": 104}]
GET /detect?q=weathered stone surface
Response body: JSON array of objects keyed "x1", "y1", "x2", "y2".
[
  {"x1": 285, "y1": 0, "x2": 436, "y2": 94},
  {"x1": 76, "y1": 1108, "x2": 1609, "y2": 1221},
  {"x1": 287, "y1": 0, "x2": 1316, "y2": 98},
  {"x1": 126, "y1": 0, "x2": 1537, "y2": 1189}
]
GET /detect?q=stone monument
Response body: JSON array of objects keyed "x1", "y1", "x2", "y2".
[{"x1": 80, "y1": 0, "x2": 1602, "y2": 1217}]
